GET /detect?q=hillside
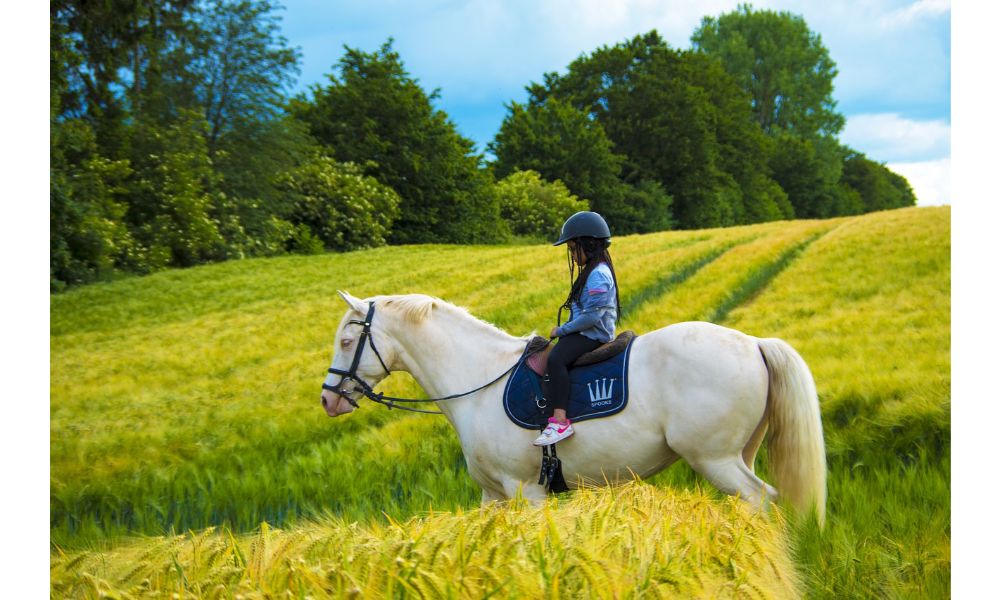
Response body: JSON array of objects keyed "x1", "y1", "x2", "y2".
[{"x1": 51, "y1": 207, "x2": 950, "y2": 597}]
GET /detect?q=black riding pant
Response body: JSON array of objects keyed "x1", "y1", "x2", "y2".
[{"x1": 545, "y1": 333, "x2": 602, "y2": 412}]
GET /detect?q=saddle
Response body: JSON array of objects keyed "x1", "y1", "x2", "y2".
[
  {"x1": 503, "y1": 332, "x2": 637, "y2": 431},
  {"x1": 512, "y1": 331, "x2": 639, "y2": 496},
  {"x1": 526, "y1": 330, "x2": 637, "y2": 376}
]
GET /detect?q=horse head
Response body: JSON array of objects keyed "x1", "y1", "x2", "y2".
[{"x1": 320, "y1": 291, "x2": 400, "y2": 417}]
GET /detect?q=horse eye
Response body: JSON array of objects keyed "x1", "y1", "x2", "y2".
[{"x1": 340, "y1": 338, "x2": 353, "y2": 349}]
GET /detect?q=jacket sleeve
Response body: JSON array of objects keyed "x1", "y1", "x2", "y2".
[
  {"x1": 554, "y1": 269, "x2": 616, "y2": 337},
  {"x1": 554, "y1": 310, "x2": 603, "y2": 337}
]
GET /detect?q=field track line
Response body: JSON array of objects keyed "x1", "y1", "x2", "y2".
[
  {"x1": 620, "y1": 236, "x2": 760, "y2": 320},
  {"x1": 709, "y1": 225, "x2": 839, "y2": 324}
]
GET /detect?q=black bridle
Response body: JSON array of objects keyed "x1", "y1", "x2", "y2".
[
  {"x1": 322, "y1": 302, "x2": 527, "y2": 415},
  {"x1": 323, "y1": 302, "x2": 390, "y2": 409}
]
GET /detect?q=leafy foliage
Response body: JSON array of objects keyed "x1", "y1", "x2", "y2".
[
  {"x1": 50, "y1": 119, "x2": 135, "y2": 290},
  {"x1": 841, "y1": 151, "x2": 918, "y2": 212},
  {"x1": 125, "y1": 110, "x2": 226, "y2": 269},
  {"x1": 188, "y1": 0, "x2": 301, "y2": 156},
  {"x1": 490, "y1": 98, "x2": 624, "y2": 210},
  {"x1": 184, "y1": 0, "x2": 314, "y2": 259},
  {"x1": 209, "y1": 116, "x2": 320, "y2": 257},
  {"x1": 769, "y1": 133, "x2": 852, "y2": 218},
  {"x1": 601, "y1": 179, "x2": 675, "y2": 234},
  {"x1": 50, "y1": 0, "x2": 319, "y2": 287},
  {"x1": 291, "y1": 40, "x2": 508, "y2": 244},
  {"x1": 50, "y1": 2, "x2": 920, "y2": 290},
  {"x1": 690, "y1": 5, "x2": 910, "y2": 221},
  {"x1": 495, "y1": 170, "x2": 589, "y2": 238},
  {"x1": 692, "y1": 4, "x2": 844, "y2": 137},
  {"x1": 501, "y1": 32, "x2": 790, "y2": 230},
  {"x1": 278, "y1": 156, "x2": 401, "y2": 251}
]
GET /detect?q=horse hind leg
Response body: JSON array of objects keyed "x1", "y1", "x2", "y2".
[
  {"x1": 742, "y1": 409, "x2": 770, "y2": 474},
  {"x1": 690, "y1": 456, "x2": 778, "y2": 510}
]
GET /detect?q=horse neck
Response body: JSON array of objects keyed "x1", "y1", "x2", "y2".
[{"x1": 390, "y1": 307, "x2": 525, "y2": 416}]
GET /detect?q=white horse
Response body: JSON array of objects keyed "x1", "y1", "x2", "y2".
[{"x1": 320, "y1": 291, "x2": 826, "y2": 524}]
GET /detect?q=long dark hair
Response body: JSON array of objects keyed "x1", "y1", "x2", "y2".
[{"x1": 558, "y1": 236, "x2": 622, "y2": 326}]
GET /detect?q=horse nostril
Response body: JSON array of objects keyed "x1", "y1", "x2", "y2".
[{"x1": 321, "y1": 396, "x2": 327, "y2": 407}]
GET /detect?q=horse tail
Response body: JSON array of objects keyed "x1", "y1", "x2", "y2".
[{"x1": 758, "y1": 337, "x2": 827, "y2": 527}]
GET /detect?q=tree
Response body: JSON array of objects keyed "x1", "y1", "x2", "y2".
[
  {"x1": 841, "y1": 152, "x2": 917, "y2": 213},
  {"x1": 51, "y1": 0, "x2": 197, "y2": 155},
  {"x1": 768, "y1": 134, "x2": 847, "y2": 218},
  {"x1": 144, "y1": 0, "x2": 306, "y2": 258},
  {"x1": 210, "y1": 116, "x2": 319, "y2": 256},
  {"x1": 50, "y1": 119, "x2": 135, "y2": 290},
  {"x1": 187, "y1": 0, "x2": 300, "y2": 157},
  {"x1": 495, "y1": 170, "x2": 589, "y2": 239},
  {"x1": 51, "y1": 0, "x2": 318, "y2": 280},
  {"x1": 514, "y1": 31, "x2": 780, "y2": 229},
  {"x1": 291, "y1": 40, "x2": 508, "y2": 244},
  {"x1": 604, "y1": 179, "x2": 675, "y2": 234},
  {"x1": 671, "y1": 50, "x2": 793, "y2": 223},
  {"x1": 51, "y1": 11, "x2": 136, "y2": 289},
  {"x1": 490, "y1": 98, "x2": 624, "y2": 212},
  {"x1": 692, "y1": 4, "x2": 844, "y2": 138}
]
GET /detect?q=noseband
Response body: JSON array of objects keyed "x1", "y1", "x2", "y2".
[{"x1": 322, "y1": 302, "x2": 529, "y2": 414}]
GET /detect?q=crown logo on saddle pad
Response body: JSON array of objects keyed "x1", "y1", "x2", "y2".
[{"x1": 587, "y1": 377, "x2": 617, "y2": 404}]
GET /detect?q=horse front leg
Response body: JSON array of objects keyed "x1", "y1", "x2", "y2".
[
  {"x1": 501, "y1": 477, "x2": 548, "y2": 505},
  {"x1": 481, "y1": 486, "x2": 505, "y2": 504}
]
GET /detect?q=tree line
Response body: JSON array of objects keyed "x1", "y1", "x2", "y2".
[{"x1": 51, "y1": 1, "x2": 915, "y2": 291}]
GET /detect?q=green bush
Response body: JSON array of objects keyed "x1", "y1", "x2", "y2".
[
  {"x1": 495, "y1": 170, "x2": 589, "y2": 238},
  {"x1": 287, "y1": 223, "x2": 326, "y2": 255},
  {"x1": 125, "y1": 111, "x2": 227, "y2": 270},
  {"x1": 279, "y1": 156, "x2": 401, "y2": 251}
]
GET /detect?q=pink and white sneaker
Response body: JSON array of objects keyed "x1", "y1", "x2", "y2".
[{"x1": 533, "y1": 417, "x2": 575, "y2": 446}]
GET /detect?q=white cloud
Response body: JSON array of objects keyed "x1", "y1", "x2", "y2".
[
  {"x1": 841, "y1": 113, "x2": 950, "y2": 163},
  {"x1": 281, "y1": 1, "x2": 950, "y2": 153},
  {"x1": 887, "y1": 158, "x2": 950, "y2": 206},
  {"x1": 879, "y1": 0, "x2": 950, "y2": 29},
  {"x1": 843, "y1": 112, "x2": 951, "y2": 205}
]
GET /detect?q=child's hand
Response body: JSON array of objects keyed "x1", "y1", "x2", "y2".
[{"x1": 550, "y1": 327, "x2": 560, "y2": 338}]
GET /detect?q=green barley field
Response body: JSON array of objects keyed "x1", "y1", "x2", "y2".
[{"x1": 51, "y1": 206, "x2": 950, "y2": 598}]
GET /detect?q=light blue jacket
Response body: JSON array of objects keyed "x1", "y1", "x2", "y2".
[{"x1": 553, "y1": 262, "x2": 618, "y2": 343}]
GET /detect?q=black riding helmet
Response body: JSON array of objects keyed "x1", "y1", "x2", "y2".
[{"x1": 553, "y1": 211, "x2": 611, "y2": 246}]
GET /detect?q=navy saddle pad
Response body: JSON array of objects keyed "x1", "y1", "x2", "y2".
[{"x1": 503, "y1": 337, "x2": 636, "y2": 430}]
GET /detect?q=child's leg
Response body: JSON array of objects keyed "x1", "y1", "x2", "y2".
[{"x1": 546, "y1": 333, "x2": 602, "y2": 421}]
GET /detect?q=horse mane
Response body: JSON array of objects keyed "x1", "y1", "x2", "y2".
[
  {"x1": 378, "y1": 294, "x2": 436, "y2": 323},
  {"x1": 376, "y1": 294, "x2": 529, "y2": 341}
]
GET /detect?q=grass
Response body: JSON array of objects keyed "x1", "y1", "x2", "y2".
[
  {"x1": 50, "y1": 206, "x2": 950, "y2": 597},
  {"x1": 722, "y1": 207, "x2": 951, "y2": 597},
  {"x1": 51, "y1": 482, "x2": 802, "y2": 599}
]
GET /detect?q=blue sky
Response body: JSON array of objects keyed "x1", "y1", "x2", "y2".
[{"x1": 277, "y1": 0, "x2": 951, "y2": 206}]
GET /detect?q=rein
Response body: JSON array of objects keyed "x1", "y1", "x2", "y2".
[{"x1": 322, "y1": 302, "x2": 530, "y2": 415}]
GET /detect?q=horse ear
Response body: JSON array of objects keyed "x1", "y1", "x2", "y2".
[{"x1": 337, "y1": 290, "x2": 367, "y2": 314}]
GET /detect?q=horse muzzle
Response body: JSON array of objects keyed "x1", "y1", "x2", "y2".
[{"x1": 320, "y1": 389, "x2": 356, "y2": 417}]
